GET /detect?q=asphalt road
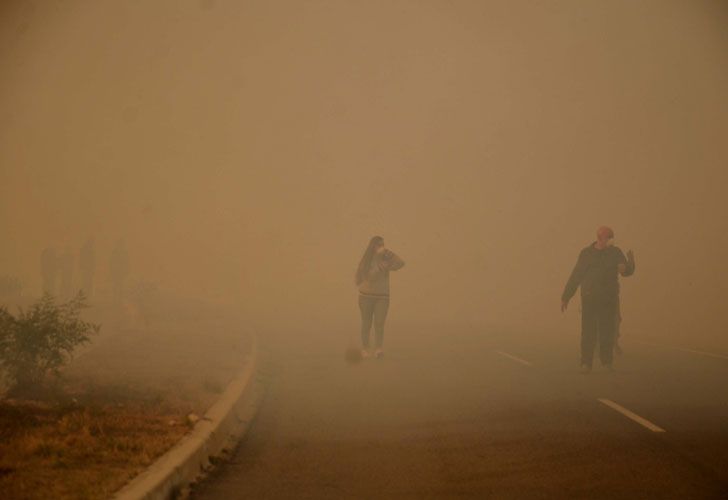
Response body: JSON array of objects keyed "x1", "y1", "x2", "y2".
[{"x1": 190, "y1": 324, "x2": 728, "y2": 499}]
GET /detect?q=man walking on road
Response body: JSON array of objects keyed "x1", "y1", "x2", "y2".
[
  {"x1": 561, "y1": 226, "x2": 635, "y2": 373},
  {"x1": 40, "y1": 245, "x2": 59, "y2": 296},
  {"x1": 79, "y1": 238, "x2": 96, "y2": 299},
  {"x1": 110, "y1": 239, "x2": 130, "y2": 303}
]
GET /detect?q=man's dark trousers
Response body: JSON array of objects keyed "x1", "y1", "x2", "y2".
[{"x1": 581, "y1": 297, "x2": 617, "y2": 367}]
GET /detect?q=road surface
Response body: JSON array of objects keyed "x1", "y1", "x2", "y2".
[{"x1": 190, "y1": 324, "x2": 728, "y2": 499}]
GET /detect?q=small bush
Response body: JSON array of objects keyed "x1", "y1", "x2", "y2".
[{"x1": 0, "y1": 293, "x2": 100, "y2": 397}]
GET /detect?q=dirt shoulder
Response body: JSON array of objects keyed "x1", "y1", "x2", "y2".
[{"x1": 0, "y1": 293, "x2": 251, "y2": 500}]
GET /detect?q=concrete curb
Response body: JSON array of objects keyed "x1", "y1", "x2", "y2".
[{"x1": 113, "y1": 339, "x2": 261, "y2": 500}]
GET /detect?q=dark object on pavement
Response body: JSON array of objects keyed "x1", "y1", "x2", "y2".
[{"x1": 344, "y1": 347, "x2": 363, "y2": 365}]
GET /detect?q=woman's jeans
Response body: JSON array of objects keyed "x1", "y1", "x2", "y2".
[{"x1": 359, "y1": 295, "x2": 390, "y2": 349}]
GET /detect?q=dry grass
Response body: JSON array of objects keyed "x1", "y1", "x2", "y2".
[{"x1": 0, "y1": 399, "x2": 191, "y2": 500}]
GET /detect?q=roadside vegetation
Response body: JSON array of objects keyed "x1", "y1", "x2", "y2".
[
  {"x1": 0, "y1": 399, "x2": 190, "y2": 499},
  {"x1": 0, "y1": 293, "x2": 247, "y2": 499},
  {"x1": 0, "y1": 293, "x2": 99, "y2": 398}
]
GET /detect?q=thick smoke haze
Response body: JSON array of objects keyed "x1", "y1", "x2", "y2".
[{"x1": 1, "y1": 1, "x2": 727, "y2": 347}]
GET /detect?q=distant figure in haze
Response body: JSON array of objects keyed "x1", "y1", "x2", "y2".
[
  {"x1": 109, "y1": 239, "x2": 130, "y2": 302},
  {"x1": 59, "y1": 246, "x2": 75, "y2": 299},
  {"x1": 40, "y1": 245, "x2": 59, "y2": 295},
  {"x1": 79, "y1": 238, "x2": 96, "y2": 298},
  {"x1": 561, "y1": 226, "x2": 635, "y2": 373},
  {"x1": 614, "y1": 298, "x2": 624, "y2": 355},
  {"x1": 355, "y1": 236, "x2": 405, "y2": 359}
]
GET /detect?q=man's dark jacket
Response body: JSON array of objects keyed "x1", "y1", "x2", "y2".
[{"x1": 562, "y1": 243, "x2": 635, "y2": 303}]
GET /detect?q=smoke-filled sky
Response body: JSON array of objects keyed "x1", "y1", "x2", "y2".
[{"x1": 1, "y1": 1, "x2": 727, "y2": 346}]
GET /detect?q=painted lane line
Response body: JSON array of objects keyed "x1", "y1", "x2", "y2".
[
  {"x1": 495, "y1": 350, "x2": 532, "y2": 366},
  {"x1": 629, "y1": 339, "x2": 728, "y2": 361},
  {"x1": 598, "y1": 398, "x2": 665, "y2": 433}
]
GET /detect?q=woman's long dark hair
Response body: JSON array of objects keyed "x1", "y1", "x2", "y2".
[{"x1": 355, "y1": 236, "x2": 384, "y2": 285}]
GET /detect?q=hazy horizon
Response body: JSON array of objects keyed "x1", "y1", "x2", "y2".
[{"x1": 2, "y1": 0, "x2": 728, "y2": 349}]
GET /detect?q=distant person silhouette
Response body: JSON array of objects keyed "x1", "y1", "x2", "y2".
[
  {"x1": 40, "y1": 246, "x2": 59, "y2": 296},
  {"x1": 355, "y1": 236, "x2": 405, "y2": 359},
  {"x1": 59, "y1": 246, "x2": 75, "y2": 299},
  {"x1": 614, "y1": 299, "x2": 624, "y2": 355},
  {"x1": 79, "y1": 238, "x2": 96, "y2": 298},
  {"x1": 109, "y1": 240, "x2": 130, "y2": 302},
  {"x1": 561, "y1": 226, "x2": 635, "y2": 373}
]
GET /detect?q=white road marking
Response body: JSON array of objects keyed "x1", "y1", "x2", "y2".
[
  {"x1": 629, "y1": 339, "x2": 728, "y2": 361},
  {"x1": 598, "y1": 398, "x2": 666, "y2": 433},
  {"x1": 495, "y1": 350, "x2": 532, "y2": 366}
]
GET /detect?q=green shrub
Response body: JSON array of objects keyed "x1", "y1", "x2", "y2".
[{"x1": 0, "y1": 293, "x2": 100, "y2": 396}]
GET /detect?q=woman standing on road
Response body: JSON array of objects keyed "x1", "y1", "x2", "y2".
[{"x1": 355, "y1": 236, "x2": 405, "y2": 359}]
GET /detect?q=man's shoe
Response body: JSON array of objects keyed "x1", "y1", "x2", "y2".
[
  {"x1": 374, "y1": 349, "x2": 384, "y2": 359},
  {"x1": 361, "y1": 349, "x2": 370, "y2": 359},
  {"x1": 580, "y1": 364, "x2": 592, "y2": 374}
]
